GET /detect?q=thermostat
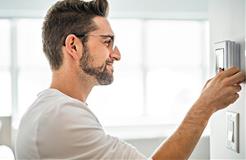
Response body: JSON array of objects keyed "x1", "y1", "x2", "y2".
[{"x1": 214, "y1": 40, "x2": 240, "y2": 73}]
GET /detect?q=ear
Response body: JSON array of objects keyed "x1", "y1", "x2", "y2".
[{"x1": 64, "y1": 34, "x2": 83, "y2": 60}]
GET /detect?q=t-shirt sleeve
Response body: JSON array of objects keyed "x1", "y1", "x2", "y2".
[{"x1": 37, "y1": 102, "x2": 147, "y2": 160}]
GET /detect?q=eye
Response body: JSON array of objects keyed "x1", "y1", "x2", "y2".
[{"x1": 104, "y1": 40, "x2": 112, "y2": 47}]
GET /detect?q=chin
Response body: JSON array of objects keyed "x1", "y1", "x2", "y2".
[
  {"x1": 95, "y1": 65, "x2": 114, "y2": 85},
  {"x1": 98, "y1": 76, "x2": 114, "y2": 85}
]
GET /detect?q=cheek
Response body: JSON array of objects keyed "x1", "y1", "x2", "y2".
[
  {"x1": 87, "y1": 41, "x2": 109, "y2": 65},
  {"x1": 89, "y1": 49, "x2": 109, "y2": 66}
]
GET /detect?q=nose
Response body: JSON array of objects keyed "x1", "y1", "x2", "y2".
[{"x1": 110, "y1": 46, "x2": 121, "y2": 61}]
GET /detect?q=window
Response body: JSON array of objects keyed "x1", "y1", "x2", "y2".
[
  {"x1": 0, "y1": 20, "x2": 11, "y2": 116},
  {"x1": 1, "y1": 18, "x2": 209, "y2": 128},
  {"x1": 16, "y1": 19, "x2": 51, "y2": 119},
  {"x1": 145, "y1": 20, "x2": 208, "y2": 124},
  {"x1": 88, "y1": 19, "x2": 209, "y2": 126},
  {"x1": 87, "y1": 19, "x2": 145, "y2": 125}
]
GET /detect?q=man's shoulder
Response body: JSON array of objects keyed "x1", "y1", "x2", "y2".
[
  {"x1": 21, "y1": 88, "x2": 97, "y2": 128},
  {"x1": 29, "y1": 88, "x2": 88, "y2": 114}
]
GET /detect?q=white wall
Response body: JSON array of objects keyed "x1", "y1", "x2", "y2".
[{"x1": 209, "y1": 0, "x2": 246, "y2": 159}]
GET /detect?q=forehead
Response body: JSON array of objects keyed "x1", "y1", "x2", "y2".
[{"x1": 91, "y1": 16, "x2": 114, "y2": 35}]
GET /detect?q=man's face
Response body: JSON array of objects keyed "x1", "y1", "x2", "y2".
[
  {"x1": 80, "y1": 44, "x2": 114, "y2": 85},
  {"x1": 79, "y1": 16, "x2": 121, "y2": 85}
]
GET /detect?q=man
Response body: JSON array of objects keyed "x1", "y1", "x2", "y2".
[{"x1": 15, "y1": 0, "x2": 245, "y2": 159}]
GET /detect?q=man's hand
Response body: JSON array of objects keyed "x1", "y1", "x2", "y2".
[
  {"x1": 199, "y1": 67, "x2": 245, "y2": 113},
  {"x1": 152, "y1": 67, "x2": 245, "y2": 160}
]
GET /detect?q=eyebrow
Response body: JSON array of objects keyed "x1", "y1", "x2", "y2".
[{"x1": 100, "y1": 35, "x2": 114, "y2": 41}]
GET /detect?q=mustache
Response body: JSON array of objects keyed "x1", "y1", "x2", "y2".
[
  {"x1": 99, "y1": 59, "x2": 113, "y2": 72},
  {"x1": 106, "y1": 59, "x2": 114, "y2": 65}
]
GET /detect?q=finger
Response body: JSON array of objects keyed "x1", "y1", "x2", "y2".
[
  {"x1": 220, "y1": 93, "x2": 239, "y2": 109},
  {"x1": 228, "y1": 85, "x2": 242, "y2": 93},
  {"x1": 235, "y1": 84, "x2": 242, "y2": 92},
  {"x1": 220, "y1": 67, "x2": 240, "y2": 78},
  {"x1": 229, "y1": 93, "x2": 240, "y2": 104},
  {"x1": 225, "y1": 71, "x2": 245, "y2": 85},
  {"x1": 222, "y1": 86, "x2": 241, "y2": 98}
]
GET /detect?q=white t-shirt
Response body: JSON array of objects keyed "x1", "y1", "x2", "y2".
[{"x1": 15, "y1": 88, "x2": 147, "y2": 160}]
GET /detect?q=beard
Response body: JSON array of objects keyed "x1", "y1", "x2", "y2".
[{"x1": 79, "y1": 44, "x2": 114, "y2": 85}]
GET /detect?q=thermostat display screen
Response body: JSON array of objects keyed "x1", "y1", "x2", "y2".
[{"x1": 216, "y1": 48, "x2": 224, "y2": 72}]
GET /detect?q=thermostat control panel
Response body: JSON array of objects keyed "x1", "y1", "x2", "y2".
[{"x1": 214, "y1": 40, "x2": 240, "y2": 73}]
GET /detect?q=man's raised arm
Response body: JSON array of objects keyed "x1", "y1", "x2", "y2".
[{"x1": 152, "y1": 67, "x2": 245, "y2": 160}]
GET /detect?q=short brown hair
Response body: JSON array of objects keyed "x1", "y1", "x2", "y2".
[{"x1": 42, "y1": 0, "x2": 109, "y2": 70}]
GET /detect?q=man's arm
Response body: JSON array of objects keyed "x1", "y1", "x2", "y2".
[{"x1": 152, "y1": 67, "x2": 245, "y2": 160}]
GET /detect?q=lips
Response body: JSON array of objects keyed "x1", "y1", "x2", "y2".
[
  {"x1": 105, "y1": 59, "x2": 114, "y2": 72},
  {"x1": 106, "y1": 64, "x2": 114, "y2": 72},
  {"x1": 106, "y1": 61, "x2": 113, "y2": 65}
]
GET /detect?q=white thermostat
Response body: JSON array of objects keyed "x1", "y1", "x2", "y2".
[{"x1": 214, "y1": 40, "x2": 240, "y2": 73}]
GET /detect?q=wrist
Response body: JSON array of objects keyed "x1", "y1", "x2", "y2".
[{"x1": 194, "y1": 97, "x2": 215, "y2": 117}]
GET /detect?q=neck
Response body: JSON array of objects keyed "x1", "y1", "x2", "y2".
[{"x1": 50, "y1": 68, "x2": 95, "y2": 102}]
